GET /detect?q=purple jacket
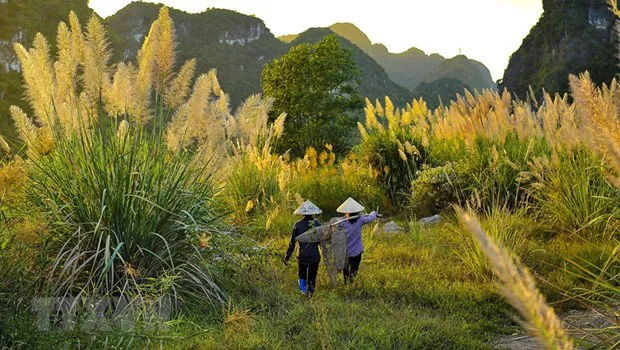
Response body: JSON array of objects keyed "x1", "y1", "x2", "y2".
[{"x1": 338, "y1": 211, "x2": 377, "y2": 257}]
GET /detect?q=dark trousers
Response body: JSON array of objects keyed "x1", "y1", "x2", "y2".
[
  {"x1": 343, "y1": 253, "x2": 362, "y2": 283},
  {"x1": 298, "y1": 261, "x2": 319, "y2": 291}
]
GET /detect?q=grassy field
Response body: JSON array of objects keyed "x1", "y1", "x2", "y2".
[
  {"x1": 25, "y1": 222, "x2": 514, "y2": 349},
  {"x1": 16, "y1": 219, "x2": 605, "y2": 349}
]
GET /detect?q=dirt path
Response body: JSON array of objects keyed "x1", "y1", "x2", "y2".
[{"x1": 494, "y1": 308, "x2": 618, "y2": 349}]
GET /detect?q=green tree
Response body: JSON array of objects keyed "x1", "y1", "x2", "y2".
[{"x1": 261, "y1": 34, "x2": 362, "y2": 156}]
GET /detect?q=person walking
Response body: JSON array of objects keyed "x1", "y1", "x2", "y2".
[
  {"x1": 336, "y1": 198, "x2": 377, "y2": 284},
  {"x1": 284, "y1": 200, "x2": 322, "y2": 298}
]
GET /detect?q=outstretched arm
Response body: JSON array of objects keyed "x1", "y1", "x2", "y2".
[
  {"x1": 361, "y1": 211, "x2": 377, "y2": 225},
  {"x1": 284, "y1": 226, "x2": 297, "y2": 261}
]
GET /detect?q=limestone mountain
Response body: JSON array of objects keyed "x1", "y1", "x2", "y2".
[
  {"x1": 327, "y1": 22, "x2": 495, "y2": 92},
  {"x1": 108, "y1": 2, "x2": 288, "y2": 107},
  {"x1": 500, "y1": 0, "x2": 619, "y2": 98}
]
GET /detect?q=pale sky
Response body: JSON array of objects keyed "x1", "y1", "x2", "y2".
[{"x1": 90, "y1": 0, "x2": 544, "y2": 81}]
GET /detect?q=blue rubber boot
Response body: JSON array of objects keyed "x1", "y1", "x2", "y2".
[{"x1": 298, "y1": 279, "x2": 307, "y2": 295}]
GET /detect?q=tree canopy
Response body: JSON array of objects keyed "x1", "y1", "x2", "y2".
[{"x1": 261, "y1": 34, "x2": 362, "y2": 156}]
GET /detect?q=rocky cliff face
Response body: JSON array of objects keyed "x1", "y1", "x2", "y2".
[
  {"x1": 218, "y1": 23, "x2": 263, "y2": 45},
  {"x1": 500, "y1": 0, "x2": 618, "y2": 98}
]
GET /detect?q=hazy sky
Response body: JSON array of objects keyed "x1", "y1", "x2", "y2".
[{"x1": 90, "y1": 0, "x2": 544, "y2": 80}]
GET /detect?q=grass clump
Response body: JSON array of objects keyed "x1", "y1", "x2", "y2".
[
  {"x1": 524, "y1": 148, "x2": 620, "y2": 238},
  {"x1": 448, "y1": 206, "x2": 534, "y2": 280},
  {"x1": 28, "y1": 117, "x2": 233, "y2": 312}
]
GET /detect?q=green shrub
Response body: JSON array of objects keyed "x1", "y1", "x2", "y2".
[
  {"x1": 356, "y1": 130, "x2": 423, "y2": 207},
  {"x1": 409, "y1": 162, "x2": 474, "y2": 218},
  {"x1": 468, "y1": 134, "x2": 549, "y2": 210},
  {"x1": 356, "y1": 98, "x2": 427, "y2": 207},
  {"x1": 426, "y1": 138, "x2": 468, "y2": 165}
]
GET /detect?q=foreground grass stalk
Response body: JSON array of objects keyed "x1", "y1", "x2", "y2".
[{"x1": 456, "y1": 207, "x2": 574, "y2": 349}]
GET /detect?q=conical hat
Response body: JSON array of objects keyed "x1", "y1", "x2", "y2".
[
  {"x1": 337, "y1": 197, "x2": 364, "y2": 213},
  {"x1": 294, "y1": 200, "x2": 322, "y2": 215}
]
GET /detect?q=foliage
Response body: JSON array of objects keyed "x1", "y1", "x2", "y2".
[
  {"x1": 29, "y1": 116, "x2": 234, "y2": 310},
  {"x1": 449, "y1": 206, "x2": 533, "y2": 280},
  {"x1": 566, "y1": 68, "x2": 620, "y2": 347},
  {"x1": 2, "y1": 2, "x2": 620, "y2": 348},
  {"x1": 262, "y1": 34, "x2": 362, "y2": 156},
  {"x1": 360, "y1": 85, "x2": 600, "y2": 212},
  {"x1": 357, "y1": 97, "x2": 427, "y2": 206},
  {"x1": 283, "y1": 146, "x2": 389, "y2": 216},
  {"x1": 409, "y1": 162, "x2": 473, "y2": 218},
  {"x1": 289, "y1": 27, "x2": 413, "y2": 106},
  {"x1": 224, "y1": 144, "x2": 389, "y2": 238},
  {"x1": 224, "y1": 149, "x2": 283, "y2": 225}
]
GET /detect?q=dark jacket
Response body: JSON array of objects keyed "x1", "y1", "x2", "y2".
[{"x1": 285, "y1": 216, "x2": 321, "y2": 264}]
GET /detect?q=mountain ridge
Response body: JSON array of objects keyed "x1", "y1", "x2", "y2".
[
  {"x1": 326, "y1": 22, "x2": 495, "y2": 92},
  {"x1": 108, "y1": 2, "x2": 413, "y2": 106}
]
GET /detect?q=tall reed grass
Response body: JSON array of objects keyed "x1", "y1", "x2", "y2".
[{"x1": 5, "y1": 7, "x2": 280, "y2": 320}]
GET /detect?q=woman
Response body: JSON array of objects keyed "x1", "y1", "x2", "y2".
[
  {"x1": 337, "y1": 197, "x2": 377, "y2": 283},
  {"x1": 284, "y1": 200, "x2": 322, "y2": 297}
]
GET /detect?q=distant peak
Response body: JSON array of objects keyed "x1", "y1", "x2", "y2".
[
  {"x1": 329, "y1": 22, "x2": 372, "y2": 47},
  {"x1": 403, "y1": 47, "x2": 426, "y2": 56}
]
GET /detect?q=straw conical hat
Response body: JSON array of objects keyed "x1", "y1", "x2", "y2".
[
  {"x1": 294, "y1": 200, "x2": 322, "y2": 215},
  {"x1": 337, "y1": 197, "x2": 365, "y2": 214}
]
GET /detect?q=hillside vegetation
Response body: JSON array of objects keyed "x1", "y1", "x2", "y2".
[{"x1": 500, "y1": 0, "x2": 619, "y2": 98}]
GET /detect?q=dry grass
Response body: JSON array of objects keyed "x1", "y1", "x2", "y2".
[
  {"x1": 362, "y1": 89, "x2": 581, "y2": 154},
  {"x1": 10, "y1": 7, "x2": 285, "y2": 167},
  {"x1": 224, "y1": 302, "x2": 255, "y2": 335},
  {"x1": 570, "y1": 73, "x2": 620, "y2": 187}
]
